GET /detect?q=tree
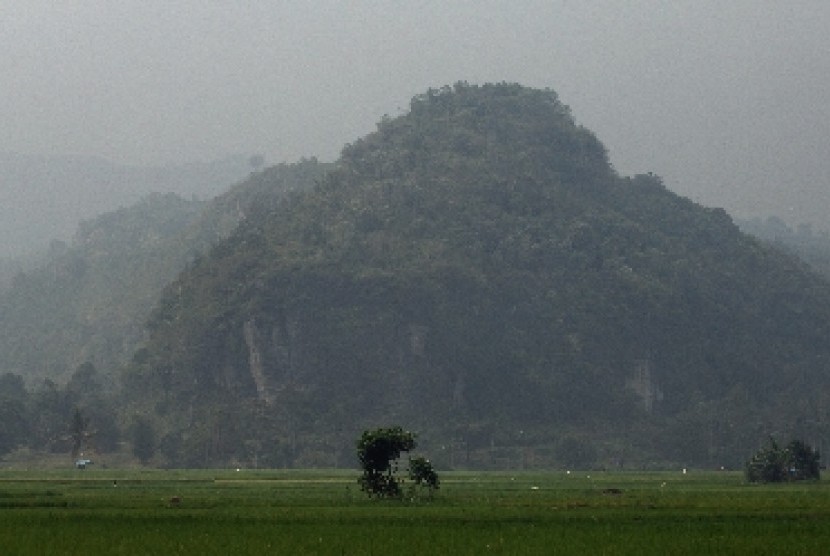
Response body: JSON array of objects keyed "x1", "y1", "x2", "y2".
[
  {"x1": 131, "y1": 416, "x2": 157, "y2": 465},
  {"x1": 784, "y1": 439, "x2": 821, "y2": 481},
  {"x1": 30, "y1": 379, "x2": 70, "y2": 452},
  {"x1": 408, "y1": 456, "x2": 439, "y2": 496},
  {"x1": 0, "y1": 396, "x2": 28, "y2": 457},
  {"x1": 746, "y1": 438, "x2": 820, "y2": 483},
  {"x1": 69, "y1": 407, "x2": 92, "y2": 460},
  {"x1": 357, "y1": 426, "x2": 417, "y2": 498},
  {"x1": 0, "y1": 373, "x2": 29, "y2": 457},
  {"x1": 66, "y1": 362, "x2": 102, "y2": 400}
]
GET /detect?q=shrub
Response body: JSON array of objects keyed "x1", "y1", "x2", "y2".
[{"x1": 745, "y1": 438, "x2": 820, "y2": 483}]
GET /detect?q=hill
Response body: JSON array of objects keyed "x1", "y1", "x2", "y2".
[
  {"x1": 738, "y1": 216, "x2": 830, "y2": 279},
  {"x1": 0, "y1": 153, "x2": 254, "y2": 259},
  {"x1": 122, "y1": 83, "x2": 830, "y2": 469},
  {"x1": 0, "y1": 160, "x2": 329, "y2": 385}
]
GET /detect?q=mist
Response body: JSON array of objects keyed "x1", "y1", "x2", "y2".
[{"x1": 3, "y1": 1, "x2": 829, "y2": 236}]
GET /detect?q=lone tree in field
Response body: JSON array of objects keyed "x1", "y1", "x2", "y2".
[
  {"x1": 746, "y1": 438, "x2": 820, "y2": 483},
  {"x1": 357, "y1": 426, "x2": 418, "y2": 498},
  {"x1": 408, "y1": 456, "x2": 440, "y2": 496}
]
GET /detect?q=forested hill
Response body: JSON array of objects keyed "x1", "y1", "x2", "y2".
[
  {"x1": 125, "y1": 83, "x2": 830, "y2": 468},
  {"x1": 0, "y1": 160, "x2": 329, "y2": 385}
]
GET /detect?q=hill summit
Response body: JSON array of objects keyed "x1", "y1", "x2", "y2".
[{"x1": 125, "y1": 83, "x2": 830, "y2": 468}]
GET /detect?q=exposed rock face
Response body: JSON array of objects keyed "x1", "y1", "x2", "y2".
[
  {"x1": 240, "y1": 314, "x2": 442, "y2": 414},
  {"x1": 243, "y1": 319, "x2": 272, "y2": 404},
  {"x1": 626, "y1": 357, "x2": 663, "y2": 414}
]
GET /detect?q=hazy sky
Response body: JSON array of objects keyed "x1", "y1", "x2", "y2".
[{"x1": 3, "y1": 1, "x2": 830, "y2": 225}]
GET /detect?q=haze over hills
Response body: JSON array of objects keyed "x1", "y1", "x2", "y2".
[
  {"x1": 0, "y1": 160, "x2": 329, "y2": 386},
  {"x1": 4, "y1": 82, "x2": 830, "y2": 469},
  {"x1": 111, "y1": 83, "x2": 830, "y2": 469},
  {"x1": 0, "y1": 152, "x2": 254, "y2": 259},
  {"x1": 5, "y1": 3, "x2": 829, "y2": 238}
]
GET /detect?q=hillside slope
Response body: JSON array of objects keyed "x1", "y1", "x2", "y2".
[
  {"x1": 125, "y1": 83, "x2": 830, "y2": 468},
  {"x1": 0, "y1": 160, "x2": 329, "y2": 385},
  {"x1": 0, "y1": 153, "x2": 253, "y2": 258}
]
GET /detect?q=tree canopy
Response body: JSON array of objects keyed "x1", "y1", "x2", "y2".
[
  {"x1": 745, "y1": 438, "x2": 820, "y2": 483},
  {"x1": 357, "y1": 427, "x2": 417, "y2": 498}
]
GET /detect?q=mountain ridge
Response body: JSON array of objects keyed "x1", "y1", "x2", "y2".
[
  {"x1": 0, "y1": 160, "x2": 330, "y2": 385},
  {"x1": 0, "y1": 152, "x2": 254, "y2": 258}
]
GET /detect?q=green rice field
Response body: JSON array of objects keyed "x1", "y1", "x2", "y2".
[{"x1": 0, "y1": 468, "x2": 827, "y2": 554}]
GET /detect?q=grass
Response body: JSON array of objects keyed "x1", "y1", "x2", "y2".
[{"x1": 0, "y1": 468, "x2": 828, "y2": 554}]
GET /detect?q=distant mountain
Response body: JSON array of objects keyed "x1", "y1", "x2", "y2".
[
  {"x1": 122, "y1": 83, "x2": 830, "y2": 469},
  {"x1": 738, "y1": 216, "x2": 830, "y2": 279},
  {"x1": 0, "y1": 152, "x2": 254, "y2": 258},
  {"x1": 0, "y1": 159, "x2": 330, "y2": 385}
]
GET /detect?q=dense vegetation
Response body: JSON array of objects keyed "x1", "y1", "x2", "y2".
[
  {"x1": 745, "y1": 438, "x2": 821, "y2": 483},
  {"x1": 4, "y1": 83, "x2": 830, "y2": 469},
  {"x1": 0, "y1": 194, "x2": 205, "y2": 386},
  {"x1": 108, "y1": 83, "x2": 830, "y2": 469},
  {"x1": 0, "y1": 162, "x2": 328, "y2": 461},
  {"x1": 0, "y1": 363, "x2": 119, "y2": 460},
  {"x1": 0, "y1": 161, "x2": 328, "y2": 386}
]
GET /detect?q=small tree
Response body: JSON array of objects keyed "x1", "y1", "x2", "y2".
[
  {"x1": 357, "y1": 426, "x2": 416, "y2": 498},
  {"x1": 746, "y1": 438, "x2": 820, "y2": 483},
  {"x1": 408, "y1": 456, "x2": 440, "y2": 497},
  {"x1": 785, "y1": 440, "x2": 821, "y2": 481}
]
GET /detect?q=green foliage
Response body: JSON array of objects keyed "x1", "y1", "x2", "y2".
[
  {"x1": 0, "y1": 371, "x2": 120, "y2": 459},
  {"x1": 408, "y1": 456, "x2": 439, "y2": 494},
  {"x1": 746, "y1": 438, "x2": 820, "y2": 483},
  {"x1": 357, "y1": 426, "x2": 417, "y2": 498},
  {"x1": 116, "y1": 83, "x2": 830, "y2": 469},
  {"x1": 64, "y1": 363, "x2": 120, "y2": 454}
]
